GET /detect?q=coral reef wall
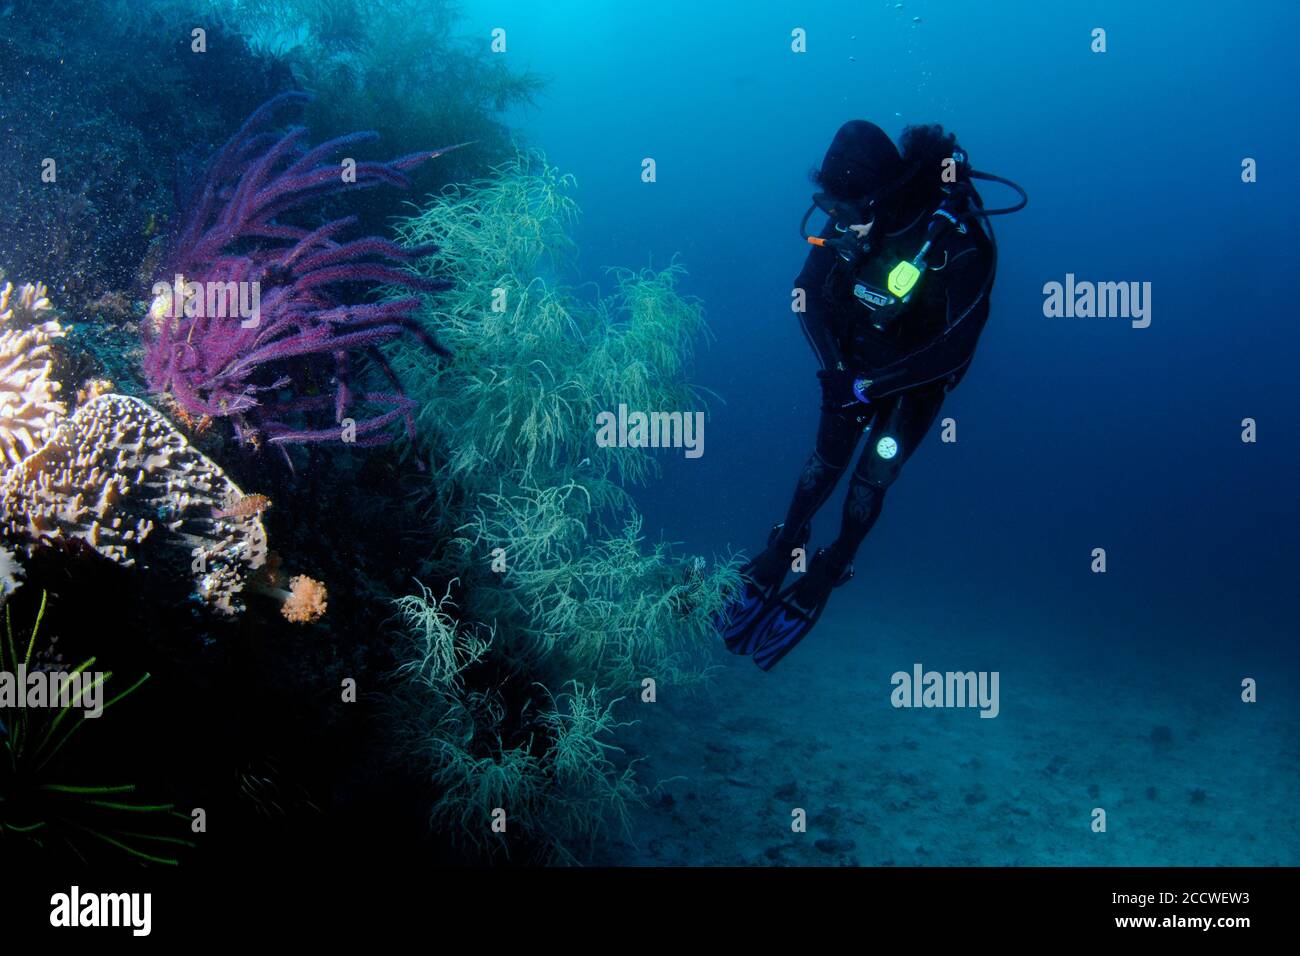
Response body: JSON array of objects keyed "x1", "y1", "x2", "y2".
[
  {"x1": 0, "y1": 0, "x2": 728, "y2": 872},
  {"x1": 385, "y1": 156, "x2": 741, "y2": 861}
]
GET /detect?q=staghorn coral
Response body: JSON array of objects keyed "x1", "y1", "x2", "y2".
[
  {"x1": 0, "y1": 394, "x2": 267, "y2": 616},
  {"x1": 0, "y1": 279, "x2": 54, "y2": 325},
  {"x1": 142, "y1": 92, "x2": 458, "y2": 448},
  {"x1": 0, "y1": 280, "x2": 67, "y2": 467}
]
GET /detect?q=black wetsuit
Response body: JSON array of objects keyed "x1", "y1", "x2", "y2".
[{"x1": 775, "y1": 203, "x2": 996, "y2": 567}]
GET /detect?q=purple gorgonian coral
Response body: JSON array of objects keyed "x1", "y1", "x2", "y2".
[{"x1": 143, "y1": 92, "x2": 454, "y2": 449}]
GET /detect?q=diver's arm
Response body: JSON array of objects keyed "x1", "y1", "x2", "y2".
[
  {"x1": 794, "y1": 222, "x2": 845, "y2": 370},
  {"x1": 861, "y1": 247, "x2": 991, "y2": 400},
  {"x1": 799, "y1": 294, "x2": 844, "y2": 371}
]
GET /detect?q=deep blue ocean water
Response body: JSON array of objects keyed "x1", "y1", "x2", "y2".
[{"x1": 480, "y1": 0, "x2": 1300, "y2": 864}]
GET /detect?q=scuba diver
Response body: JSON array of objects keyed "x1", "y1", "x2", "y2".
[{"x1": 719, "y1": 120, "x2": 1027, "y2": 671}]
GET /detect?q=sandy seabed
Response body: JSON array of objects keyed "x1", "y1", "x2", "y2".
[{"x1": 594, "y1": 598, "x2": 1300, "y2": 867}]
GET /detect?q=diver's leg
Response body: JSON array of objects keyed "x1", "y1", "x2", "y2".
[
  {"x1": 748, "y1": 385, "x2": 948, "y2": 669},
  {"x1": 721, "y1": 407, "x2": 864, "y2": 652},
  {"x1": 825, "y1": 383, "x2": 948, "y2": 565},
  {"x1": 755, "y1": 407, "x2": 863, "y2": 585}
]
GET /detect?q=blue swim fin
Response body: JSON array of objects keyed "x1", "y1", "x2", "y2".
[
  {"x1": 717, "y1": 523, "x2": 809, "y2": 655},
  {"x1": 719, "y1": 576, "x2": 782, "y2": 655},
  {"x1": 749, "y1": 549, "x2": 853, "y2": 671}
]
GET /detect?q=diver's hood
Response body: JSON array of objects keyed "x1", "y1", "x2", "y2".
[
  {"x1": 819, "y1": 120, "x2": 956, "y2": 226},
  {"x1": 819, "y1": 120, "x2": 904, "y2": 202}
]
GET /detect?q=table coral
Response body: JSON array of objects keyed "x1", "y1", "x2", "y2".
[{"x1": 0, "y1": 393, "x2": 268, "y2": 616}]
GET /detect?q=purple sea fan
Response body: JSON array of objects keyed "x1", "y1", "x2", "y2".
[{"x1": 143, "y1": 91, "x2": 457, "y2": 448}]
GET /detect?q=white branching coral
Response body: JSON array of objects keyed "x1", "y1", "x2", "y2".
[
  {"x1": 0, "y1": 280, "x2": 67, "y2": 467},
  {"x1": 0, "y1": 544, "x2": 23, "y2": 608},
  {"x1": 0, "y1": 394, "x2": 268, "y2": 615}
]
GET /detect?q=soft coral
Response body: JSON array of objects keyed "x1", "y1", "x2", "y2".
[{"x1": 143, "y1": 92, "x2": 457, "y2": 448}]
